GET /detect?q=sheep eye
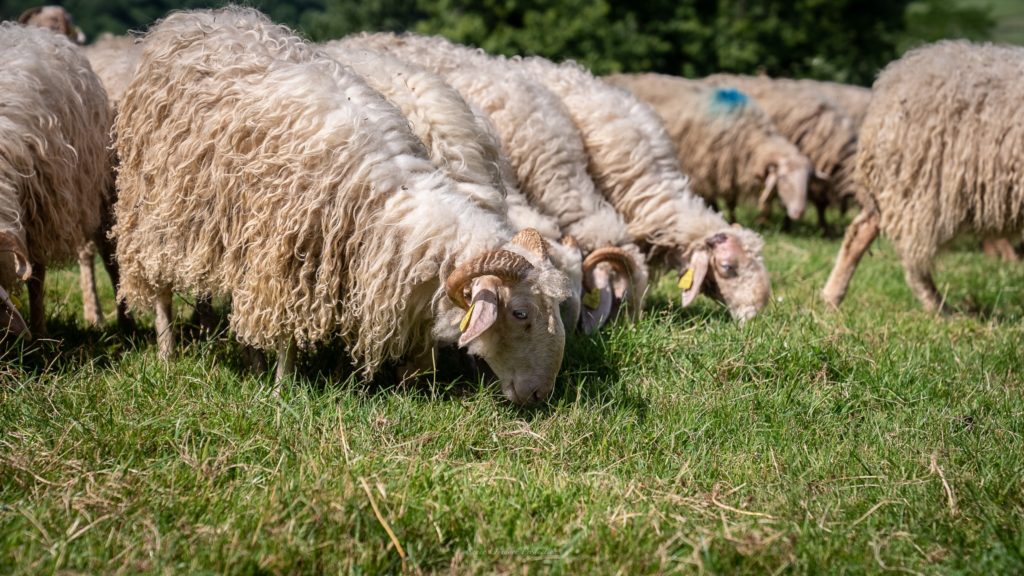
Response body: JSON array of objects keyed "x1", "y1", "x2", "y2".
[
  {"x1": 719, "y1": 263, "x2": 737, "y2": 277},
  {"x1": 512, "y1": 309, "x2": 529, "y2": 320}
]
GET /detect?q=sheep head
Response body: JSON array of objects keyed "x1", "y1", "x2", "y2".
[
  {"x1": 676, "y1": 227, "x2": 770, "y2": 322},
  {"x1": 579, "y1": 245, "x2": 647, "y2": 334},
  {"x1": 445, "y1": 228, "x2": 570, "y2": 405},
  {"x1": 760, "y1": 154, "x2": 811, "y2": 221},
  {"x1": 0, "y1": 232, "x2": 31, "y2": 342},
  {"x1": 18, "y1": 6, "x2": 86, "y2": 44},
  {"x1": 551, "y1": 234, "x2": 583, "y2": 333}
]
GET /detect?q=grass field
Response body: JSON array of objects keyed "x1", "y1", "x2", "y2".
[{"x1": 2, "y1": 217, "x2": 1023, "y2": 574}]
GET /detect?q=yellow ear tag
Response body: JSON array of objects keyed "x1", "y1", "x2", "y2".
[
  {"x1": 9, "y1": 292, "x2": 22, "y2": 309},
  {"x1": 458, "y1": 302, "x2": 476, "y2": 332},
  {"x1": 582, "y1": 288, "x2": 601, "y2": 310},
  {"x1": 677, "y1": 268, "x2": 694, "y2": 290}
]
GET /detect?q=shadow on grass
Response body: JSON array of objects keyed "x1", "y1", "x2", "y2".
[
  {"x1": 0, "y1": 311, "x2": 151, "y2": 376},
  {"x1": 2, "y1": 292, "x2": 728, "y2": 419}
]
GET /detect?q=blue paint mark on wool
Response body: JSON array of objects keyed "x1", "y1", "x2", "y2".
[{"x1": 710, "y1": 88, "x2": 748, "y2": 115}]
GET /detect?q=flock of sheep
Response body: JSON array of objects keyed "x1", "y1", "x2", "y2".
[{"x1": 2, "y1": 6, "x2": 1022, "y2": 404}]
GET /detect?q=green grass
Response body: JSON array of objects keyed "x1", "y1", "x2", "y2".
[{"x1": 2, "y1": 218, "x2": 1023, "y2": 574}]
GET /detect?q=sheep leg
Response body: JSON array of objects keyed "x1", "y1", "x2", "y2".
[
  {"x1": 903, "y1": 261, "x2": 944, "y2": 313},
  {"x1": 155, "y1": 288, "x2": 174, "y2": 360},
  {"x1": 27, "y1": 261, "x2": 46, "y2": 338},
  {"x1": 814, "y1": 194, "x2": 832, "y2": 237},
  {"x1": 982, "y1": 238, "x2": 1018, "y2": 262},
  {"x1": 95, "y1": 229, "x2": 136, "y2": 331},
  {"x1": 275, "y1": 337, "x2": 297, "y2": 384},
  {"x1": 821, "y1": 209, "x2": 880, "y2": 308},
  {"x1": 726, "y1": 197, "x2": 739, "y2": 224},
  {"x1": 190, "y1": 294, "x2": 218, "y2": 332},
  {"x1": 755, "y1": 201, "x2": 773, "y2": 227},
  {"x1": 78, "y1": 242, "x2": 104, "y2": 326}
]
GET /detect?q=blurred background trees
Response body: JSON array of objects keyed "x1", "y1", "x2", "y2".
[{"x1": 2, "y1": 0, "x2": 1014, "y2": 84}]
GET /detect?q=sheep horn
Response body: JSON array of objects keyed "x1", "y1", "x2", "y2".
[
  {"x1": 445, "y1": 250, "x2": 535, "y2": 310},
  {"x1": 509, "y1": 228, "x2": 548, "y2": 259},
  {"x1": 582, "y1": 246, "x2": 637, "y2": 279}
]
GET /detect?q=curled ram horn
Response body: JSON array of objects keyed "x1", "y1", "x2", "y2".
[
  {"x1": 445, "y1": 250, "x2": 535, "y2": 309},
  {"x1": 509, "y1": 228, "x2": 548, "y2": 259},
  {"x1": 582, "y1": 246, "x2": 637, "y2": 278}
]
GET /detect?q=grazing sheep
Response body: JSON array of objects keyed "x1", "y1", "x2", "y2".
[
  {"x1": 606, "y1": 73, "x2": 811, "y2": 223},
  {"x1": 822, "y1": 41, "x2": 1024, "y2": 311},
  {"x1": 114, "y1": 8, "x2": 570, "y2": 404},
  {"x1": 18, "y1": 5, "x2": 85, "y2": 44},
  {"x1": 795, "y1": 79, "x2": 871, "y2": 129},
  {"x1": 333, "y1": 34, "x2": 649, "y2": 333},
  {"x1": 703, "y1": 74, "x2": 861, "y2": 234},
  {"x1": 319, "y1": 43, "x2": 585, "y2": 331},
  {"x1": 0, "y1": 23, "x2": 110, "y2": 340},
  {"x1": 77, "y1": 34, "x2": 142, "y2": 329},
  {"x1": 504, "y1": 56, "x2": 770, "y2": 321}
]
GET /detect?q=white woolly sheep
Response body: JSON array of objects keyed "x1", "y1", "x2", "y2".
[
  {"x1": 336, "y1": 34, "x2": 652, "y2": 332},
  {"x1": 77, "y1": 33, "x2": 142, "y2": 329},
  {"x1": 703, "y1": 74, "x2": 861, "y2": 234},
  {"x1": 114, "y1": 8, "x2": 571, "y2": 404},
  {"x1": 606, "y1": 73, "x2": 812, "y2": 223},
  {"x1": 319, "y1": 42, "x2": 585, "y2": 330},
  {"x1": 0, "y1": 23, "x2": 110, "y2": 341},
  {"x1": 822, "y1": 41, "x2": 1024, "y2": 311},
  {"x1": 504, "y1": 56, "x2": 772, "y2": 321},
  {"x1": 18, "y1": 5, "x2": 85, "y2": 44}
]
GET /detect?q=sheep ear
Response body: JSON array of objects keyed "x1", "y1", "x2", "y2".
[
  {"x1": 679, "y1": 250, "x2": 709, "y2": 307},
  {"x1": 0, "y1": 232, "x2": 32, "y2": 281},
  {"x1": 458, "y1": 276, "x2": 500, "y2": 347},
  {"x1": 758, "y1": 164, "x2": 778, "y2": 211}
]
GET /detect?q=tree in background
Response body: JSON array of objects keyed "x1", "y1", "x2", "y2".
[{"x1": 1, "y1": 0, "x2": 997, "y2": 84}]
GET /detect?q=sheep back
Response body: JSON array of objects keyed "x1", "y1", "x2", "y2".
[
  {"x1": 860, "y1": 40, "x2": 1024, "y2": 262},
  {"x1": 0, "y1": 23, "x2": 110, "y2": 271},
  {"x1": 114, "y1": 8, "x2": 511, "y2": 375}
]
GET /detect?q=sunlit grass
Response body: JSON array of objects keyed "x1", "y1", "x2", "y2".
[{"x1": 2, "y1": 214, "x2": 1023, "y2": 573}]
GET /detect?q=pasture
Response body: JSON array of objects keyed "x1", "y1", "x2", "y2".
[{"x1": 2, "y1": 219, "x2": 1022, "y2": 574}]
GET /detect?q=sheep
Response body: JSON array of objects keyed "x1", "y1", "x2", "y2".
[
  {"x1": 17, "y1": 5, "x2": 85, "y2": 44},
  {"x1": 114, "y1": 8, "x2": 571, "y2": 404},
  {"x1": 77, "y1": 34, "x2": 142, "y2": 329},
  {"x1": 605, "y1": 73, "x2": 812, "y2": 224},
  {"x1": 703, "y1": 74, "x2": 861, "y2": 235},
  {"x1": 0, "y1": 23, "x2": 111, "y2": 341},
  {"x1": 357, "y1": 34, "x2": 769, "y2": 321},
  {"x1": 492, "y1": 56, "x2": 768, "y2": 321},
  {"x1": 794, "y1": 79, "x2": 872, "y2": 129},
  {"x1": 335, "y1": 34, "x2": 651, "y2": 333},
  {"x1": 821, "y1": 41, "x2": 1024, "y2": 311},
  {"x1": 317, "y1": 44, "x2": 584, "y2": 329}
]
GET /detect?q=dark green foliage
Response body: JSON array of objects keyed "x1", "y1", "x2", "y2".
[{"x1": 1, "y1": 0, "x2": 1003, "y2": 84}]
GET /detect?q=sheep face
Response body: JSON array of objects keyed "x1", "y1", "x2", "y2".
[
  {"x1": 678, "y1": 229, "x2": 770, "y2": 322},
  {"x1": 18, "y1": 6, "x2": 85, "y2": 44},
  {"x1": 446, "y1": 229, "x2": 570, "y2": 405},
  {"x1": 580, "y1": 246, "x2": 646, "y2": 334},
  {"x1": 767, "y1": 155, "x2": 811, "y2": 221},
  {"x1": 458, "y1": 273, "x2": 567, "y2": 405}
]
